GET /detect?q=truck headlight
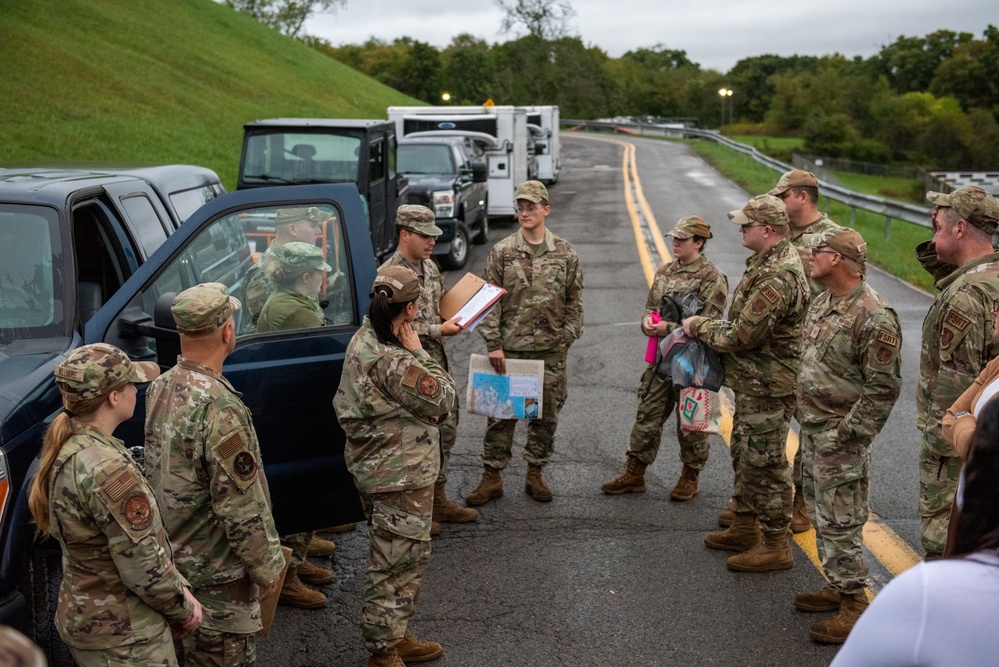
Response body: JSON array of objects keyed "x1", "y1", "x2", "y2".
[{"x1": 432, "y1": 191, "x2": 455, "y2": 218}]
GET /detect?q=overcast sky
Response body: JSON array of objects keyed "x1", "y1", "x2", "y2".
[{"x1": 305, "y1": 0, "x2": 996, "y2": 72}]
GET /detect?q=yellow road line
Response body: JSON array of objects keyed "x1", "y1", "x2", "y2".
[{"x1": 581, "y1": 130, "x2": 922, "y2": 586}]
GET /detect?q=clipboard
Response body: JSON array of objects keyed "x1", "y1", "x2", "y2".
[{"x1": 440, "y1": 273, "x2": 506, "y2": 330}]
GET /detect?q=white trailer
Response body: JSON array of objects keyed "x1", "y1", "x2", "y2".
[
  {"x1": 388, "y1": 105, "x2": 529, "y2": 219},
  {"x1": 521, "y1": 105, "x2": 561, "y2": 184}
]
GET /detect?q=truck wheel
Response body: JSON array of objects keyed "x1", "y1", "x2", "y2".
[
  {"x1": 441, "y1": 225, "x2": 469, "y2": 270},
  {"x1": 473, "y1": 210, "x2": 489, "y2": 245},
  {"x1": 21, "y1": 546, "x2": 72, "y2": 667}
]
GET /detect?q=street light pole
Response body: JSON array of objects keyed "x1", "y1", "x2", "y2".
[{"x1": 717, "y1": 88, "x2": 733, "y2": 127}]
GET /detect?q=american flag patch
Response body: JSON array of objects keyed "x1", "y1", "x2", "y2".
[
  {"x1": 402, "y1": 365, "x2": 421, "y2": 389},
  {"x1": 218, "y1": 431, "x2": 246, "y2": 459},
  {"x1": 103, "y1": 469, "x2": 137, "y2": 502}
]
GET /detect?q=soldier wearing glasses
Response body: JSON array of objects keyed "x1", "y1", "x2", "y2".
[{"x1": 466, "y1": 181, "x2": 584, "y2": 506}]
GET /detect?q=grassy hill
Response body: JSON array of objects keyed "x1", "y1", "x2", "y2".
[{"x1": 0, "y1": 0, "x2": 421, "y2": 187}]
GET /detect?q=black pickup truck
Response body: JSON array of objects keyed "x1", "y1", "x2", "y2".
[
  {"x1": 0, "y1": 172, "x2": 376, "y2": 665},
  {"x1": 397, "y1": 134, "x2": 489, "y2": 270}
]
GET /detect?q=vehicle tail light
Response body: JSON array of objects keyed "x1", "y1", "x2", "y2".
[{"x1": 0, "y1": 449, "x2": 9, "y2": 531}]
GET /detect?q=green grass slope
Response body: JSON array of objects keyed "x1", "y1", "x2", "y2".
[{"x1": 0, "y1": 0, "x2": 421, "y2": 187}]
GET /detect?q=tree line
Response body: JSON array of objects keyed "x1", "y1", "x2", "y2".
[{"x1": 306, "y1": 26, "x2": 999, "y2": 170}]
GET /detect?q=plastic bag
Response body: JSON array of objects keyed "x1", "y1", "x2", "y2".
[
  {"x1": 670, "y1": 340, "x2": 725, "y2": 392},
  {"x1": 678, "y1": 386, "x2": 723, "y2": 434}
]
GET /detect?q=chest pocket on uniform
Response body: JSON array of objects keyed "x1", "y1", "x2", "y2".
[
  {"x1": 536, "y1": 258, "x2": 566, "y2": 289},
  {"x1": 816, "y1": 318, "x2": 854, "y2": 377}
]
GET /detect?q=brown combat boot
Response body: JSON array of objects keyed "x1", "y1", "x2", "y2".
[
  {"x1": 395, "y1": 630, "x2": 443, "y2": 663},
  {"x1": 329, "y1": 522, "x2": 358, "y2": 533},
  {"x1": 433, "y1": 482, "x2": 479, "y2": 523},
  {"x1": 465, "y1": 468, "x2": 503, "y2": 507},
  {"x1": 790, "y1": 488, "x2": 812, "y2": 533},
  {"x1": 367, "y1": 649, "x2": 405, "y2": 667},
  {"x1": 278, "y1": 570, "x2": 328, "y2": 609},
  {"x1": 727, "y1": 528, "x2": 795, "y2": 572},
  {"x1": 601, "y1": 457, "x2": 647, "y2": 495},
  {"x1": 306, "y1": 535, "x2": 336, "y2": 557},
  {"x1": 670, "y1": 465, "x2": 700, "y2": 501},
  {"x1": 718, "y1": 497, "x2": 737, "y2": 527},
  {"x1": 704, "y1": 512, "x2": 760, "y2": 552},
  {"x1": 808, "y1": 592, "x2": 869, "y2": 644},
  {"x1": 297, "y1": 560, "x2": 333, "y2": 585},
  {"x1": 525, "y1": 464, "x2": 553, "y2": 502},
  {"x1": 430, "y1": 521, "x2": 441, "y2": 537},
  {"x1": 794, "y1": 585, "x2": 841, "y2": 612}
]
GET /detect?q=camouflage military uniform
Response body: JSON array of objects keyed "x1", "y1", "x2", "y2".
[
  {"x1": 333, "y1": 317, "x2": 456, "y2": 655},
  {"x1": 242, "y1": 245, "x2": 277, "y2": 332},
  {"x1": 628, "y1": 255, "x2": 728, "y2": 469},
  {"x1": 256, "y1": 291, "x2": 324, "y2": 331},
  {"x1": 48, "y1": 422, "x2": 193, "y2": 666},
  {"x1": 478, "y1": 228, "x2": 584, "y2": 469},
  {"x1": 145, "y1": 357, "x2": 285, "y2": 667},
  {"x1": 917, "y1": 251, "x2": 999, "y2": 556},
  {"x1": 688, "y1": 238, "x2": 809, "y2": 533},
  {"x1": 796, "y1": 279, "x2": 902, "y2": 594},
  {"x1": 380, "y1": 250, "x2": 460, "y2": 486}
]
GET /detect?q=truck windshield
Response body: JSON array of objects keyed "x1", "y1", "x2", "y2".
[
  {"x1": 243, "y1": 131, "x2": 362, "y2": 184},
  {"x1": 0, "y1": 204, "x2": 66, "y2": 342},
  {"x1": 398, "y1": 145, "x2": 455, "y2": 175}
]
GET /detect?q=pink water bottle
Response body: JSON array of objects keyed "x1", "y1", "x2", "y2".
[{"x1": 644, "y1": 312, "x2": 662, "y2": 363}]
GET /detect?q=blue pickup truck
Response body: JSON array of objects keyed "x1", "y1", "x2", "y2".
[{"x1": 0, "y1": 173, "x2": 374, "y2": 664}]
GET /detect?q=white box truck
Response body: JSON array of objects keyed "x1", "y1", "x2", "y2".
[
  {"x1": 521, "y1": 105, "x2": 561, "y2": 185},
  {"x1": 388, "y1": 105, "x2": 530, "y2": 219}
]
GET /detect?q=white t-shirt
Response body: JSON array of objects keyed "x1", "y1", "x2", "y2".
[{"x1": 831, "y1": 551, "x2": 999, "y2": 666}]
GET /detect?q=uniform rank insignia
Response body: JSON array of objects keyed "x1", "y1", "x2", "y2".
[
  {"x1": 232, "y1": 451, "x2": 257, "y2": 481},
  {"x1": 944, "y1": 311, "x2": 972, "y2": 332},
  {"x1": 121, "y1": 491, "x2": 153, "y2": 530},
  {"x1": 761, "y1": 285, "x2": 781, "y2": 305},
  {"x1": 418, "y1": 374, "x2": 440, "y2": 397},
  {"x1": 876, "y1": 330, "x2": 900, "y2": 347},
  {"x1": 402, "y1": 364, "x2": 421, "y2": 389}
]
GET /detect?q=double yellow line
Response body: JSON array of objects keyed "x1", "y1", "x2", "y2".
[{"x1": 575, "y1": 131, "x2": 921, "y2": 587}]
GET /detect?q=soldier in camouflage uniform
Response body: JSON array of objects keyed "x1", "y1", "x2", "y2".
[
  {"x1": 770, "y1": 169, "x2": 843, "y2": 534},
  {"x1": 917, "y1": 186, "x2": 999, "y2": 559},
  {"x1": 334, "y1": 266, "x2": 456, "y2": 667},
  {"x1": 379, "y1": 205, "x2": 477, "y2": 530},
  {"x1": 145, "y1": 283, "x2": 286, "y2": 667},
  {"x1": 467, "y1": 180, "x2": 585, "y2": 505},
  {"x1": 793, "y1": 228, "x2": 902, "y2": 644},
  {"x1": 255, "y1": 243, "x2": 336, "y2": 608},
  {"x1": 27, "y1": 343, "x2": 202, "y2": 667},
  {"x1": 601, "y1": 216, "x2": 728, "y2": 500},
  {"x1": 683, "y1": 194, "x2": 810, "y2": 572}
]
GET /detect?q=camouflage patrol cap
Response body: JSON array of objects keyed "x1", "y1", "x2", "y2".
[
  {"x1": 926, "y1": 186, "x2": 999, "y2": 234},
  {"x1": 768, "y1": 169, "x2": 819, "y2": 196},
  {"x1": 728, "y1": 194, "x2": 789, "y2": 227},
  {"x1": 0, "y1": 625, "x2": 47, "y2": 667},
  {"x1": 273, "y1": 241, "x2": 332, "y2": 273},
  {"x1": 372, "y1": 266, "x2": 421, "y2": 303},
  {"x1": 396, "y1": 204, "x2": 443, "y2": 237},
  {"x1": 665, "y1": 215, "x2": 713, "y2": 240},
  {"x1": 171, "y1": 283, "x2": 241, "y2": 336},
  {"x1": 515, "y1": 180, "x2": 549, "y2": 204},
  {"x1": 53, "y1": 343, "x2": 160, "y2": 403},
  {"x1": 275, "y1": 207, "x2": 315, "y2": 226},
  {"x1": 820, "y1": 227, "x2": 867, "y2": 265}
]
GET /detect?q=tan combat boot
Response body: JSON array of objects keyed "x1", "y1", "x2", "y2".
[
  {"x1": 306, "y1": 535, "x2": 336, "y2": 557},
  {"x1": 704, "y1": 512, "x2": 760, "y2": 552},
  {"x1": 790, "y1": 487, "x2": 812, "y2": 533},
  {"x1": 395, "y1": 630, "x2": 443, "y2": 663},
  {"x1": 525, "y1": 464, "x2": 553, "y2": 502},
  {"x1": 329, "y1": 522, "x2": 358, "y2": 533},
  {"x1": 433, "y1": 482, "x2": 479, "y2": 523},
  {"x1": 718, "y1": 497, "x2": 737, "y2": 527},
  {"x1": 465, "y1": 468, "x2": 503, "y2": 507},
  {"x1": 367, "y1": 649, "x2": 405, "y2": 667},
  {"x1": 808, "y1": 592, "x2": 869, "y2": 644},
  {"x1": 794, "y1": 585, "x2": 841, "y2": 612},
  {"x1": 278, "y1": 570, "x2": 328, "y2": 609},
  {"x1": 601, "y1": 457, "x2": 648, "y2": 495},
  {"x1": 727, "y1": 528, "x2": 795, "y2": 572},
  {"x1": 670, "y1": 465, "x2": 700, "y2": 501},
  {"x1": 297, "y1": 560, "x2": 333, "y2": 585}
]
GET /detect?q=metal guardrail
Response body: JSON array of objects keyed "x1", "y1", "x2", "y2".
[{"x1": 562, "y1": 120, "x2": 933, "y2": 237}]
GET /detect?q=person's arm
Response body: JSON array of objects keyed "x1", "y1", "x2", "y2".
[
  {"x1": 838, "y1": 310, "x2": 903, "y2": 445},
  {"x1": 944, "y1": 356, "x2": 999, "y2": 458},
  {"x1": 697, "y1": 269, "x2": 729, "y2": 320},
  {"x1": 687, "y1": 273, "x2": 792, "y2": 353},
  {"x1": 377, "y1": 349, "x2": 456, "y2": 420},
  {"x1": 478, "y1": 247, "x2": 505, "y2": 352},
  {"x1": 560, "y1": 252, "x2": 584, "y2": 347}
]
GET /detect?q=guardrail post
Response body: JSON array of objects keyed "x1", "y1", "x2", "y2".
[
  {"x1": 884, "y1": 216, "x2": 893, "y2": 240},
  {"x1": 850, "y1": 207, "x2": 857, "y2": 227}
]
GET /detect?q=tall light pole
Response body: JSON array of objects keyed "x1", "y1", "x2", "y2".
[{"x1": 718, "y1": 88, "x2": 733, "y2": 126}]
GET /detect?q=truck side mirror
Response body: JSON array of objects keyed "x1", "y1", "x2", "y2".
[{"x1": 471, "y1": 162, "x2": 488, "y2": 183}]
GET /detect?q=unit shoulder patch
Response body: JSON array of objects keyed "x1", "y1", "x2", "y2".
[
  {"x1": 876, "y1": 330, "x2": 900, "y2": 347},
  {"x1": 761, "y1": 285, "x2": 781, "y2": 305},
  {"x1": 944, "y1": 310, "x2": 972, "y2": 332}
]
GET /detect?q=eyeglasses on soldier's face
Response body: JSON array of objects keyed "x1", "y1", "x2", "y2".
[
  {"x1": 515, "y1": 203, "x2": 541, "y2": 214},
  {"x1": 810, "y1": 247, "x2": 839, "y2": 257}
]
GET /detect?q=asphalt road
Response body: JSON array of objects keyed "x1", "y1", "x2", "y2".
[{"x1": 258, "y1": 134, "x2": 933, "y2": 666}]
